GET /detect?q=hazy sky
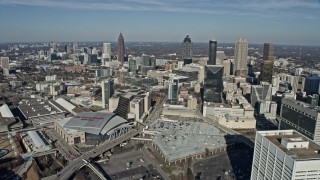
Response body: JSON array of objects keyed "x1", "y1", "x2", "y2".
[{"x1": 0, "y1": 0, "x2": 320, "y2": 45}]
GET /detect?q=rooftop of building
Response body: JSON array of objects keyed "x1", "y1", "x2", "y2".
[
  {"x1": 204, "y1": 102, "x2": 232, "y2": 108},
  {"x1": 149, "y1": 119, "x2": 236, "y2": 162},
  {"x1": 21, "y1": 131, "x2": 50, "y2": 152},
  {"x1": 282, "y1": 98, "x2": 320, "y2": 113},
  {"x1": 63, "y1": 111, "x2": 131, "y2": 135},
  {"x1": 259, "y1": 130, "x2": 320, "y2": 161},
  {"x1": 205, "y1": 98, "x2": 254, "y2": 112},
  {"x1": 18, "y1": 99, "x2": 64, "y2": 118},
  {"x1": 173, "y1": 68, "x2": 198, "y2": 73},
  {"x1": 54, "y1": 98, "x2": 76, "y2": 113},
  {"x1": 163, "y1": 74, "x2": 189, "y2": 80},
  {"x1": 56, "y1": 117, "x2": 80, "y2": 134},
  {"x1": 206, "y1": 65, "x2": 224, "y2": 74}
]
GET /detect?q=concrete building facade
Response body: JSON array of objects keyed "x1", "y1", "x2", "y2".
[{"x1": 251, "y1": 130, "x2": 320, "y2": 180}]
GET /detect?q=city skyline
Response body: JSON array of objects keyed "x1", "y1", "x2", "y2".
[{"x1": 0, "y1": 0, "x2": 320, "y2": 45}]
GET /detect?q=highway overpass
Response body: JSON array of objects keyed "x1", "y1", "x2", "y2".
[{"x1": 43, "y1": 129, "x2": 139, "y2": 180}]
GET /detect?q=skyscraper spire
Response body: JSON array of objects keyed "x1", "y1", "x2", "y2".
[{"x1": 117, "y1": 33, "x2": 125, "y2": 64}]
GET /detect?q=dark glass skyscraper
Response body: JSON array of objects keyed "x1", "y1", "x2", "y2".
[
  {"x1": 260, "y1": 43, "x2": 275, "y2": 83},
  {"x1": 304, "y1": 74, "x2": 320, "y2": 95},
  {"x1": 208, "y1": 40, "x2": 217, "y2": 65},
  {"x1": 263, "y1": 43, "x2": 274, "y2": 61},
  {"x1": 181, "y1": 35, "x2": 192, "y2": 64},
  {"x1": 117, "y1": 33, "x2": 125, "y2": 64},
  {"x1": 204, "y1": 65, "x2": 223, "y2": 103}
]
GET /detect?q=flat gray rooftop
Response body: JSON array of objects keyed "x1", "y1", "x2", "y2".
[
  {"x1": 18, "y1": 99, "x2": 63, "y2": 118},
  {"x1": 149, "y1": 119, "x2": 230, "y2": 162}
]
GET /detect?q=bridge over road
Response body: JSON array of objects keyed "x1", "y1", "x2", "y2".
[{"x1": 43, "y1": 129, "x2": 139, "y2": 180}]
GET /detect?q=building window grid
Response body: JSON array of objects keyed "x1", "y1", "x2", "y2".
[
  {"x1": 282, "y1": 118, "x2": 314, "y2": 137},
  {"x1": 295, "y1": 174, "x2": 306, "y2": 177},
  {"x1": 281, "y1": 156, "x2": 292, "y2": 180},
  {"x1": 283, "y1": 170, "x2": 292, "y2": 179},
  {"x1": 307, "y1": 170, "x2": 319, "y2": 173},
  {"x1": 265, "y1": 174, "x2": 273, "y2": 180},
  {"x1": 256, "y1": 141, "x2": 264, "y2": 178},
  {"x1": 296, "y1": 171, "x2": 307, "y2": 174},
  {"x1": 273, "y1": 149, "x2": 283, "y2": 180},
  {"x1": 265, "y1": 143, "x2": 274, "y2": 178}
]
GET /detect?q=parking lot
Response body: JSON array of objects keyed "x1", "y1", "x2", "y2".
[
  {"x1": 193, "y1": 149, "x2": 253, "y2": 180},
  {"x1": 100, "y1": 149, "x2": 167, "y2": 180}
]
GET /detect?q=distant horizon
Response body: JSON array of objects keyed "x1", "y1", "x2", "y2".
[
  {"x1": 1, "y1": 0, "x2": 320, "y2": 45},
  {"x1": 1, "y1": 41, "x2": 320, "y2": 47}
]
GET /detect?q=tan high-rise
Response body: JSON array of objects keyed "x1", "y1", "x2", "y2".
[{"x1": 234, "y1": 37, "x2": 248, "y2": 77}]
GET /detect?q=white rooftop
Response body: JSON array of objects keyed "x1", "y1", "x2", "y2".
[
  {"x1": 0, "y1": 104, "x2": 14, "y2": 118},
  {"x1": 149, "y1": 119, "x2": 232, "y2": 162}
]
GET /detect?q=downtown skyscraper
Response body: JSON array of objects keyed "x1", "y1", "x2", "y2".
[
  {"x1": 260, "y1": 43, "x2": 275, "y2": 83},
  {"x1": 102, "y1": 42, "x2": 111, "y2": 59},
  {"x1": 234, "y1": 37, "x2": 248, "y2": 77},
  {"x1": 181, "y1": 35, "x2": 192, "y2": 65},
  {"x1": 117, "y1": 33, "x2": 125, "y2": 64},
  {"x1": 263, "y1": 43, "x2": 275, "y2": 61},
  {"x1": 204, "y1": 65, "x2": 224, "y2": 103},
  {"x1": 208, "y1": 39, "x2": 217, "y2": 65}
]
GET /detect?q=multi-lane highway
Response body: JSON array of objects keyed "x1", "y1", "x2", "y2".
[
  {"x1": 45, "y1": 130, "x2": 80, "y2": 161},
  {"x1": 44, "y1": 129, "x2": 139, "y2": 180}
]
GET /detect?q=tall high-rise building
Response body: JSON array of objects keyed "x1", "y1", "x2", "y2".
[
  {"x1": 204, "y1": 65, "x2": 224, "y2": 103},
  {"x1": 51, "y1": 42, "x2": 57, "y2": 52},
  {"x1": 216, "y1": 51, "x2": 225, "y2": 65},
  {"x1": 0, "y1": 57, "x2": 9, "y2": 75},
  {"x1": 1, "y1": 57, "x2": 9, "y2": 69},
  {"x1": 117, "y1": 33, "x2": 125, "y2": 64},
  {"x1": 92, "y1": 47, "x2": 97, "y2": 55},
  {"x1": 251, "y1": 130, "x2": 320, "y2": 180},
  {"x1": 304, "y1": 74, "x2": 320, "y2": 95},
  {"x1": 263, "y1": 43, "x2": 275, "y2": 61},
  {"x1": 129, "y1": 59, "x2": 137, "y2": 74},
  {"x1": 260, "y1": 43, "x2": 275, "y2": 83},
  {"x1": 150, "y1": 55, "x2": 156, "y2": 67},
  {"x1": 208, "y1": 39, "x2": 217, "y2": 65},
  {"x1": 101, "y1": 79, "x2": 114, "y2": 108},
  {"x1": 181, "y1": 35, "x2": 192, "y2": 64},
  {"x1": 168, "y1": 78, "x2": 179, "y2": 100},
  {"x1": 73, "y1": 42, "x2": 78, "y2": 53},
  {"x1": 234, "y1": 37, "x2": 248, "y2": 77},
  {"x1": 64, "y1": 44, "x2": 72, "y2": 54},
  {"x1": 261, "y1": 61, "x2": 274, "y2": 83},
  {"x1": 279, "y1": 98, "x2": 320, "y2": 143},
  {"x1": 223, "y1": 59, "x2": 231, "y2": 77},
  {"x1": 142, "y1": 54, "x2": 150, "y2": 66},
  {"x1": 102, "y1": 43, "x2": 111, "y2": 59}
]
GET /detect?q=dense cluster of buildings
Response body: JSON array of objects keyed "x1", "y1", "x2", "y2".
[{"x1": 1, "y1": 32, "x2": 320, "y2": 180}]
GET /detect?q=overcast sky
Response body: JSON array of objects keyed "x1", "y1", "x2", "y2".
[{"x1": 0, "y1": 0, "x2": 320, "y2": 45}]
